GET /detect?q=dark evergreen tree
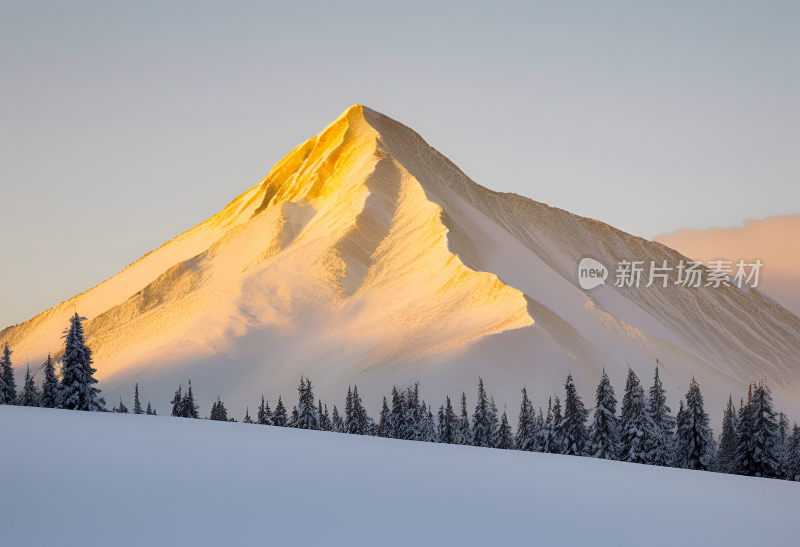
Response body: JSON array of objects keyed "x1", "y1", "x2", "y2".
[
  {"x1": 620, "y1": 368, "x2": 649, "y2": 463},
  {"x1": 418, "y1": 403, "x2": 436, "y2": 443},
  {"x1": 209, "y1": 398, "x2": 228, "y2": 421},
  {"x1": 390, "y1": 386, "x2": 408, "y2": 440},
  {"x1": 295, "y1": 375, "x2": 319, "y2": 430},
  {"x1": 560, "y1": 374, "x2": 588, "y2": 456},
  {"x1": 146, "y1": 402, "x2": 155, "y2": 415},
  {"x1": 471, "y1": 378, "x2": 493, "y2": 447},
  {"x1": 457, "y1": 392, "x2": 470, "y2": 445},
  {"x1": 133, "y1": 383, "x2": 143, "y2": 415},
  {"x1": 347, "y1": 386, "x2": 369, "y2": 435},
  {"x1": 549, "y1": 396, "x2": 564, "y2": 453},
  {"x1": 404, "y1": 383, "x2": 422, "y2": 440},
  {"x1": 438, "y1": 395, "x2": 458, "y2": 444},
  {"x1": 272, "y1": 396, "x2": 287, "y2": 426},
  {"x1": 541, "y1": 397, "x2": 556, "y2": 453},
  {"x1": 40, "y1": 354, "x2": 59, "y2": 408},
  {"x1": 171, "y1": 385, "x2": 183, "y2": 417},
  {"x1": 743, "y1": 381, "x2": 781, "y2": 478},
  {"x1": 378, "y1": 396, "x2": 392, "y2": 437},
  {"x1": 589, "y1": 370, "x2": 619, "y2": 460},
  {"x1": 318, "y1": 401, "x2": 332, "y2": 431},
  {"x1": 777, "y1": 411, "x2": 790, "y2": 477},
  {"x1": 59, "y1": 314, "x2": 104, "y2": 411},
  {"x1": 0, "y1": 343, "x2": 17, "y2": 405},
  {"x1": 243, "y1": 407, "x2": 254, "y2": 424},
  {"x1": 117, "y1": 396, "x2": 129, "y2": 414},
  {"x1": 332, "y1": 404, "x2": 344, "y2": 433},
  {"x1": 716, "y1": 395, "x2": 738, "y2": 473},
  {"x1": 533, "y1": 407, "x2": 547, "y2": 452},
  {"x1": 676, "y1": 378, "x2": 713, "y2": 470},
  {"x1": 495, "y1": 409, "x2": 513, "y2": 449},
  {"x1": 20, "y1": 365, "x2": 40, "y2": 407},
  {"x1": 515, "y1": 387, "x2": 536, "y2": 451},
  {"x1": 257, "y1": 395, "x2": 272, "y2": 425},
  {"x1": 289, "y1": 406, "x2": 299, "y2": 427},
  {"x1": 184, "y1": 380, "x2": 199, "y2": 418},
  {"x1": 733, "y1": 385, "x2": 756, "y2": 475},
  {"x1": 787, "y1": 423, "x2": 800, "y2": 481},
  {"x1": 645, "y1": 365, "x2": 674, "y2": 466}
]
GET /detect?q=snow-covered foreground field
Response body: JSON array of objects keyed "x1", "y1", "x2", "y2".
[{"x1": 2, "y1": 406, "x2": 797, "y2": 546}]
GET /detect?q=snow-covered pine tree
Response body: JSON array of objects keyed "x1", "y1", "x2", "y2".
[
  {"x1": 457, "y1": 392, "x2": 470, "y2": 445},
  {"x1": 318, "y1": 400, "x2": 332, "y2": 431},
  {"x1": 243, "y1": 407, "x2": 254, "y2": 423},
  {"x1": 550, "y1": 396, "x2": 564, "y2": 453},
  {"x1": 146, "y1": 402, "x2": 155, "y2": 415},
  {"x1": 471, "y1": 378, "x2": 493, "y2": 447},
  {"x1": 560, "y1": 374, "x2": 589, "y2": 456},
  {"x1": 40, "y1": 354, "x2": 59, "y2": 408},
  {"x1": 0, "y1": 343, "x2": 17, "y2": 405},
  {"x1": 390, "y1": 386, "x2": 407, "y2": 440},
  {"x1": 59, "y1": 314, "x2": 104, "y2": 411},
  {"x1": 295, "y1": 375, "x2": 319, "y2": 430},
  {"x1": 745, "y1": 381, "x2": 781, "y2": 478},
  {"x1": 541, "y1": 397, "x2": 556, "y2": 453},
  {"x1": 182, "y1": 380, "x2": 199, "y2": 418},
  {"x1": 171, "y1": 385, "x2": 183, "y2": 416},
  {"x1": 645, "y1": 365, "x2": 674, "y2": 466},
  {"x1": 209, "y1": 398, "x2": 228, "y2": 421},
  {"x1": 777, "y1": 411, "x2": 790, "y2": 477},
  {"x1": 515, "y1": 387, "x2": 536, "y2": 451},
  {"x1": 495, "y1": 409, "x2": 513, "y2": 449},
  {"x1": 619, "y1": 368, "x2": 650, "y2": 464},
  {"x1": 117, "y1": 396, "x2": 129, "y2": 413},
  {"x1": 733, "y1": 386, "x2": 756, "y2": 475},
  {"x1": 257, "y1": 395, "x2": 272, "y2": 425},
  {"x1": 20, "y1": 365, "x2": 40, "y2": 406},
  {"x1": 378, "y1": 396, "x2": 392, "y2": 437},
  {"x1": 533, "y1": 407, "x2": 546, "y2": 452},
  {"x1": 133, "y1": 383, "x2": 143, "y2": 415},
  {"x1": 418, "y1": 403, "x2": 436, "y2": 443},
  {"x1": 332, "y1": 405, "x2": 344, "y2": 433},
  {"x1": 489, "y1": 398, "x2": 500, "y2": 447},
  {"x1": 438, "y1": 395, "x2": 458, "y2": 444},
  {"x1": 676, "y1": 378, "x2": 713, "y2": 470},
  {"x1": 787, "y1": 423, "x2": 800, "y2": 481},
  {"x1": 272, "y1": 396, "x2": 288, "y2": 426},
  {"x1": 350, "y1": 386, "x2": 371, "y2": 435},
  {"x1": 589, "y1": 370, "x2": 619, "y2": 460},
  {"x1": 405, "y1": 383, "x2": 422, "y2": 440},
  {"x1": 716, "y1": 395, "x2": 738, "y2": 473}
]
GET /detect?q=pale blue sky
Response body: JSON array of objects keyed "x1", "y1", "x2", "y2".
[{"x1": 1, "y1": 1, "x2": 798, "y2": 327}]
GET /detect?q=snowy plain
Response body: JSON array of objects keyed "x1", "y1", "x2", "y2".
[{"x1": 2, "y1": 406, "x2": 798, "y2": 546}]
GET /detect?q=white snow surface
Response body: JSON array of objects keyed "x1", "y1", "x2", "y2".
[
  {"x1": 1, "y1": 104, "x2": 799, "y2": 420},
  {"x1": 2, "y1": 406, "x2": 797, "y2": 547}
]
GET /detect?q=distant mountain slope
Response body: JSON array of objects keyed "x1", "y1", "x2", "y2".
[
  {"x1": 655, "y1": 215, "x2": 800, "y2": 315},
  {"x1": 2, "y1": 105, "x2": 799, "y2": 417}
]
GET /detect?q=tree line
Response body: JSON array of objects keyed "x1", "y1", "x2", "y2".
[{"x1": 2, "y1": 314, "x2": 799, "y2": 481}]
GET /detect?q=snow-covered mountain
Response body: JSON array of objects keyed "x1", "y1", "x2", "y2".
[{"x1": 2, "y1": 105, "x2": 799, "y2": 416}]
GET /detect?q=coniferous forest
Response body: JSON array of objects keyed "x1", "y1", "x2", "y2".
[{"x1": 2, "y1": 313, "x2": 800, "y2": 482}]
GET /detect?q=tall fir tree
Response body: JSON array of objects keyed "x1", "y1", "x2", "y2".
[
  {"x1": 347, "y1": 386, "x2": 370, "y2": 435},
  {"x1": 471, "y1": 378, "x2": 493, "y2": 447},
  {"x1": 676, "y1": 378, "x2": 713, "y2": 470},
  {"x1": 390, "y1": 386, "x2": 408, "y2": 440},
  {"x1": 40, "y1": 354, "x2": 59, "y2": 408},
  {"x1": 133, "y1": 383, "x2": 143, "y2": 415},
  {"x1": 117, "y1": 396, "x2": 129, "y2": 414},
  {"x1": 332, "y1": 404, "x2": 344, "y2": 433},
  {"x1": 777, "y1": 411, "x2": 790, "y2": 477},
  {"x1": 438, "y1": 395, "x2": 458, "y2": 444},
  {"x1": 787, "y1": 423, "x2": 800, "y2": 481},
  {"x1": 560, "y1": 374, "x2": 588, "y2": 456},
  {"x1": 182, "y1": 380, "x2": 199, "y2": 418},
  {"x1": 645, "y1": 365, "x2": 674, "y2": 466},
  {"x1": 495, "y1": 409, "x2": 513, "y2": 449},
  {"x1": 171, "y1": 385, "x2": 183, "y2": 417},
  {"x1": 318, "y1": 400, "x2": 332, "y2": 431},
  {"x1": 515, "y1": 387, "x2": 536, "y2": 451},
  {"x1": 295, "y1": 375, "x2": 319, "y2": 430},
  {"x1": 716, "y1": 395, "x2": 738, "y2": 473},
  {"x1": 533, "y1": 407, "x2": 547, "y2": 452},
  {"x1": 257, "y1": 395, "x2": 272, "y2": 425},
  {"x1": 457, "y1": 392, "x2": 470, "y2": 445},
  {"x1": 418, "y1": 403, "x2": 437, "y2": 443},
  {"x1": 619, "y1": 368, "x2": 650, "y2": 463},
  {"x1": 743, "y1": 381, "x2": 781, "y2": 478},
  {"x1": 589, "y1": 370, "x2": 619, "y2": 460},
  {"x1": 20, "y1": 365, "x2": 40, "y2": 407},
  {"x1": 0, "y1": 342, "x2": 17, "y2": 405},
  {"x1": 378, "y1": 396, "x2": 392, "y2": 437},
  {"x1": 59, "y1": 314, "x2": 104, "y2": 411},
  {"x1": 404, "y1": 383, "x2": 422, "y2": 440},
  {"x1": 272, "y1": 396, "x2": 288, "y2": 426}
]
